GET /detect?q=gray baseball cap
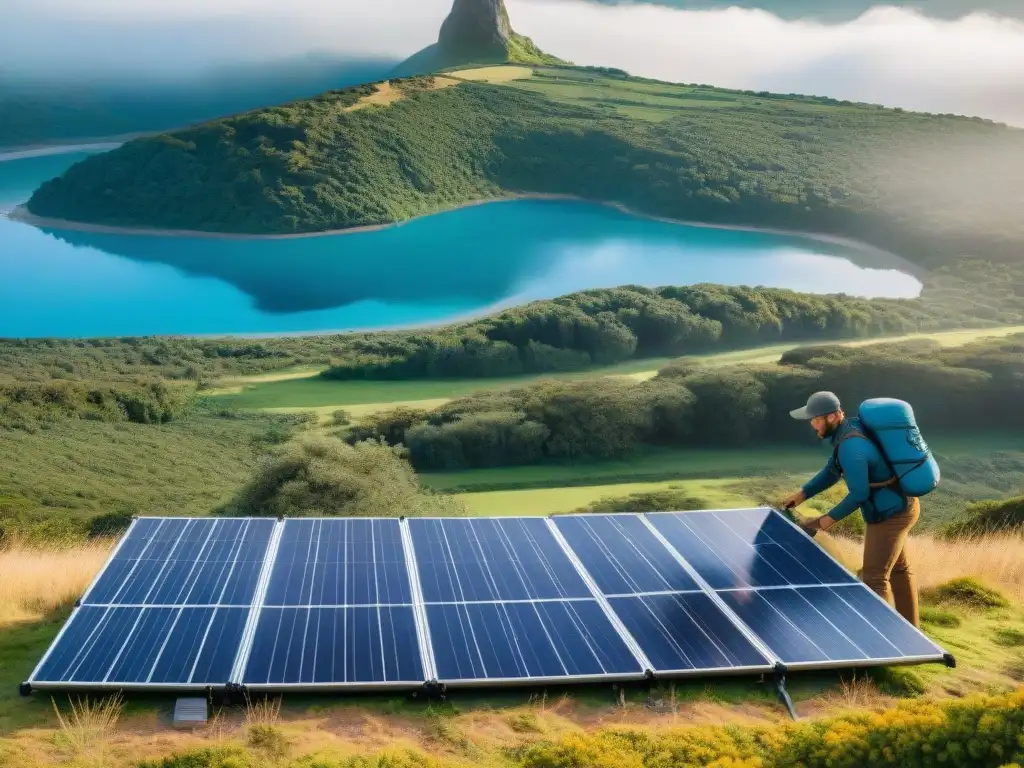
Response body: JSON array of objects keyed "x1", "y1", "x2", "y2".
[{"x1": 789, "y1": 391, "x2": 842, "y2": 420}]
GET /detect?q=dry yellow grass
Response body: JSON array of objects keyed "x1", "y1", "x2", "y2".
[
  {"x1": 828, "y1": 531, "x2": 1024, "y2": 601},
  {"x1": 347, "y1": 81, "x2": 403, "y2": 111},
  {"x1": 0, "y1": 540, "x2": 113, "y2": 626},
  {"x1": 450, "y1": 65, "x2": 534, "y2": 83}
]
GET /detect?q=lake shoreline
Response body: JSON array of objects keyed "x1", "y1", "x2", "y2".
[{"x1": 6, "y1": 195, "x2": 920, "y2": 275}]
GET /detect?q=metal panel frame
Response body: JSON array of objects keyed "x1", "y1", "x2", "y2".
[
  {"x1": 229, "y1": 519, "x2": 286, "y2": 684},
  {"x1": 401, "y1": 518, "x2": 439, "y2": 682},
  {"x1": 234, "y1": 517, "x2": 428, "y2": 693},
  {"x1": 29, "y1": 517, "x2": 273, "y2": 692}
]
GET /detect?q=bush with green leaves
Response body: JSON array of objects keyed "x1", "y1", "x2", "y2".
[{"x1": 220, "y1": 435, "x2": 463, "y2": 518}]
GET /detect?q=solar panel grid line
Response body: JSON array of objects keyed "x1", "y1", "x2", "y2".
[
  {"x1": 228, "y1": 519, "x2": 286, "y2": 685},
  {"x1": 25, "y1": 517, "x2": 142, "y2": 685},
  {"x1": 636, "y1": 513, "x2": 781, "y2": 668},
  {"x1": 715, "y1": 583, "x2": 862, "y2": 593},
  {"x1": 180, "y1": 520, "x2": 266, "y2": 685},
  {"x1": 762, "y1": 508, "x2": 947, "y2": 669},
  {"x1": 399, "y1": 518, "x2": 439, "y2": 682},
  {"x1": 102, "y1": 519, "x2": 223, "y2": 684},
  {"x1": 92, "y1": 517, "x2": 171, "y2": 606},
  {"x1": 545, "y1": 518, "x2": 654, "y2": 675},
  {"x1": 647, "y1": 508, "x2": 946, "y2": 670}
]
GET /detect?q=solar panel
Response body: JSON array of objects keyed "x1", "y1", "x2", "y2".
[
  {"x1": 408, "y1": 517, "x2": 647, "y2": 686},
  {"x1": 239, "y1": 519, "x2": 427, "y2": 691},
  {"x1": 27, "y1": 507, "x2": 951, "y2": 697},
  {"x1": 29, "y1": 517, "x2": 275, "y2": 691},
  {"x1": 647, "y1": 508, "x2": 947, "y2": 670},
  {"x1": 552, "y1": 514, "x2": 774, "y2": 676}
]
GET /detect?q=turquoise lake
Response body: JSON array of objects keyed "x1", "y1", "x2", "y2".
[{"x1": 0, "y1": 148, "x2": 922, "y2": 339}]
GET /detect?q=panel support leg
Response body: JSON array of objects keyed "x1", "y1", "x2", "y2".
[{"x1": 773, "y1": 664, "x2": 797, "y2": 721}]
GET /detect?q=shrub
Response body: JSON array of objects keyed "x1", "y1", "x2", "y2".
[
  {"x1": 137, "y1": 746, "x2": 254, "y2": 768},
  {"x1": 945, "y1": 495, "x2": 1024, "y2": 537},
  {"x1": 867, "y1": 666, "x2": 927, "y2": 697},
  {"x1": 221, "y1": 435, "x2": 464, "y2": 518},
  {"x1": 927, "y1": 577, "x2": 1010, "y2": 609}
]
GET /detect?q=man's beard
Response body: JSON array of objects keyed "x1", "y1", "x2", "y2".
[{"x1": 819, "y1": 420, "x2": 841, "y2": 439}]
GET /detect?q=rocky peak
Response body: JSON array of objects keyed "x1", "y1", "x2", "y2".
[{"x1": 438, "y1": 0, "x2": 513, "y2": 57}]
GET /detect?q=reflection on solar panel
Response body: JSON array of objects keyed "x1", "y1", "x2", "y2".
[
  {"x1": 29, "y1": 518, "x2": 275, "y2": 690},
  {"x1": 26, "y1": 508, "x2": 951, "y2": 698},
  {"x1": 408, "y1": 517, "x2": 647, "y2": 686},
  {"x1": 552, "y1": 514, "x2": 773, "y2": 676},
  {"x1": 646, "y1": 509, "x2": 946, "y2": 669},
  {"x1": 241, "y1": 519, "x2": 425, "y2": 691}
]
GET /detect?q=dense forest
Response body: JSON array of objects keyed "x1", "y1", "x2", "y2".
[
  {"x1": 26, "y1": 69, "x2": 1024, "y2": 271},
  {"x1": 320, "y1": 283, "x2": 1021, "y2": 380},
  {"x1": 3, "y1": 277, "x2": 1021, "y2": 430},
  {"x1": 340, "y1": 333, "x2": 1024, "y2": 471}
]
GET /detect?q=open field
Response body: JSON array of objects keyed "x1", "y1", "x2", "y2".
[
  {"x1": 451, "y1": 65, "x2": 534, "y2": 83},
  {"x1": 455, "y1": 477, "x2": 757, "y2": 516},
  {"x1": 208, "y1": 357, "x2": 673, "y2": 412},
  {"x1": 208, "y1": 326, "x2": 1024, "y2": 420},
  {"x1": 1, "y1": 531, "x2": 1020, "y2": 764}
]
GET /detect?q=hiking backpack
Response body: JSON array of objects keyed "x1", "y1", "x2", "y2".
[{"x1": 837, "y1": 398, "x2": 941, "y2": 498}]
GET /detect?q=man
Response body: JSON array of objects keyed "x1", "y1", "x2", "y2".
[{"x1": 782, "y1": 391, "x2": 921, "y2": 627}]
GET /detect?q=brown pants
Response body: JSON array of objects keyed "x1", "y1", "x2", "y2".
[{"x1": 861, "y1": 497, "x2": 920, "y2": 627}]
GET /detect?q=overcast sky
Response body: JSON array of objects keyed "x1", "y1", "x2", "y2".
[{"x1": 2, "y1": 0, "x2": 1023, "y2": 125}]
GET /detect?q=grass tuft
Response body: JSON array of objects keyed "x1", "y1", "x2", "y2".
[
  {"x1": 927, "y1": 577, "x2": 1010, "y2": 610},
  {"x1": 867, "y1": 667, "x2": 927, "y2": 697},
  {"x1": 50, "y1": 692, "x2": 123, "y2": 763},
  {"x1": 993, "y1": 627, "x2": 1024, "y2": 647},
  {"x1": 919, "y1": 605, "x2": 962, "y2": 628}
]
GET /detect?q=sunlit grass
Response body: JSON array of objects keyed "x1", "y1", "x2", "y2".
[{"x1": 0, "y1": 540, "x2": 112, "y2": 626}]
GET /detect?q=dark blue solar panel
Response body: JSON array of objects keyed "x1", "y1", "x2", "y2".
[
  {"x1": 646, "y1": 509, "x2": 856, "y2": 590},
  {"x1": 427, "y1": 600, "x2": 642, "y2": 682},
  {"x1": 242, "y1": 607, "x2": 423, "y2": 685},
  {"x1": 87, "y1": 518, "x2": 275, "y2": 605},
  {"x1": 608, "y1": 593, "x2": 771, "y2": 672},
  {"x1": 263, "y1": 519, "x2": 411, "y2": 606},
  {"x1": 34, "y1": 606, "x2": 247, "y2": 684},
  {"x1": 409, "y1": 518, "x2": 591, "y2": 602},
  {"x1": 719, "y1": 585, "x2": 943, "y2": 666},
  {"x1": 553, "y1": 514, "x2": 700, "y2": 595}
]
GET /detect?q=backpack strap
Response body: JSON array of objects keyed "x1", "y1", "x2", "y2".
[{"x1": 832, "y1": 430, "x2": 900, "y2": 490}]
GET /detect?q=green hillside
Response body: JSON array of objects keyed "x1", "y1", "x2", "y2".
[{"x1": 25, "y1": 65, "x2": 1024, "y2": 269}]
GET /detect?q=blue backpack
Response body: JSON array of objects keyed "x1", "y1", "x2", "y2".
[{"x1": 838, "y1": 398, "x2": 941, "y2": 498}]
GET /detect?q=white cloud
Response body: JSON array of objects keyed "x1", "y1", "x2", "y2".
[
  {"x1": 0, "y1": 0, "x2": 453, "y2": 76},
  {"x1": 507, "y1": 0, "x2": 1024, "y2": 125},
  {"x1": 2, "y1": 0, "x2": 1024, "y2": 125}
]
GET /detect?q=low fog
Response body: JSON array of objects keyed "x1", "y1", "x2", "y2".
[
  {"x1": 2, "y1": 0, "x2": 1024, "y2": 126},
  {"x1": 514, "y1": 0, "x2": 1024, "y2": 127}
]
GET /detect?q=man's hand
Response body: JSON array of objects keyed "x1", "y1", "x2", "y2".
[
  {"x1": 782, "y1": 490, "x2": 806, "y2": 509},
  {"x1": 799, "y1": 514, "x2": 837, "y2": 533}
]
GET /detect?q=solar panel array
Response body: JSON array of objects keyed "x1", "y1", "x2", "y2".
[{"x1": 27, "y1": 508, "x2": 949, "y2": 694}]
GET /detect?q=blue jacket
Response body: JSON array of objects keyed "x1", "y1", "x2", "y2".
[{"x1": 801, "y1": 417, "x2": 906, "y2": 524}]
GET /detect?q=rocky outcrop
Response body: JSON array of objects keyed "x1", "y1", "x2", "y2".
[{"x1": 438, "y1": 0, "x2": 513, "y2": 59}]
